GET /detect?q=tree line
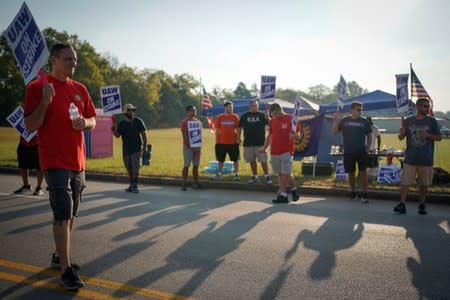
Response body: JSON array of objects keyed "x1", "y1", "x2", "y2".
[{"x1": 1, "y1": 28, "x2": 448, "y2": 128}]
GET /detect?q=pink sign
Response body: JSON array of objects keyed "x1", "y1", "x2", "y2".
[{"x1": 90, "y1": 116, "x2": 113, "y2": 158}]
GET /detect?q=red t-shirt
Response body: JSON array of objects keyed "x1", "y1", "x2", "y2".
[
  {"x1": 269, "y1": 114, "x2": 294, "y2": 155},
  {"x1": 215, "y1": 113, "x2": 240, "y2": 144},
  {"x1": 24, "y1": 75, "x2": 96, "y2": 171}
]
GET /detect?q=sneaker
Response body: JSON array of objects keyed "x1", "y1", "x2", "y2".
[
  {"x1": 418, "y1": 203, "x2": 427, "y2": 215},
  {"x1": 14, "y1": 185, "x2": 32, "y2": 194},
  {"x1": 360, "y1": 192, "x2": 369, "y2": 203},
  {"x1": 233, "y1": 174, "x2": 240, "y2": 181},
  {"x1": 192, "y1": 183, "x2": 203, "y2": 189},
  {"x1": 212, "y1": 173, "x2": 223, "y2": 180},
  {"x1": 33, "y1": 187, "x2": 44, "y2": 196},
  {"x1": 272, "y1": 194, "x2": 289, "y2": 204},
  {"x1": 248, "y1": 176, "x2": 258, "y2": 183},
  {"x1": 60, "y1": 267, "x2": 85, "y2": 290},
  {"x1": 291, "y1": 189, "x2": 300, "y2": 202},
  {"x1": 393, "y1": 202, "x2": 406, "y2": 214},
  {"x1": 265, "y1": 175, "x2": 273, "y2": 185},
  {"x1": 181, "y1": 185, "x2": 187, "y2": 191},
  {"x1": 351, "y1": 191, "x2": 358, "y2": 201},
  {"x1": 131, "y1": 183, "x2": 139, "y2": 193},
  {"x1": 125, "y1": 184, "x2": 133, "y2": 192},
  {"x1": 51, "y1": 253, "x2": 80, "y2": 271}
]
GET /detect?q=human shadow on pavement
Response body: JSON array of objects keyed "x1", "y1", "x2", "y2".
[
  {"x1": 113, "y1": 206, "x2": 276, "y2": 298},
  {"x1": 403, "y1": 215, "x2": 450, "y2": 299}
]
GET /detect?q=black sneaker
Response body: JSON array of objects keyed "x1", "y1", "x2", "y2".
[
  {"x1": 60, "y1": 267, "x2": 85, "y2": 290},
  {"x1": 14, "y1": 185, "x2": 32, "y2": 194},
  {"x1": 393, "y1": 202, "x2": 406, "y2": 214},
  {"x1": 360, "y1": 192, "x2": 369, "y2": 204},
  {"x1": 351, "y1": 191, "x2": 358, "y2": 200},
  {"x1": 418, "y1": 203, "x2": 427, "y2": 215},
  {"x1": 52, "y1": 253, "x2": 80, "y2": 271},
  {"x1": 272, "y1": 194, "x2": 289, "y2": 203},
  {"x1": 125, "y1": 184, "x2": 133, "y2": 192},
  {"x1": 131, "y1": 183, "x2": 139, "y2": 193},
  {"x1": 181, "y1": 185, "x2": 187, "y2": 191},
  {"x1": 192, "y1": 183, "x2": 203, "y2": 189},
  {"x1": 291, "y1": 189, "x2": 300, "y2": 202}
]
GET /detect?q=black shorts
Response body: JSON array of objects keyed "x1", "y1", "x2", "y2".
[
  {"x1": 45, "y1": 169, "x2": 86, "y2": 221},
  {"x1": 215, "y1": 144, "x2": 240, "y2": 162},
  {"x1": 367, "y1": 156, "x2": 379, "y2": 168},
  {"x1": 17, "y1": 143, "x2": 40, "y2": 170},
  {"x1": 343, "y1": 153, "x2": 368, "y2": 173}
]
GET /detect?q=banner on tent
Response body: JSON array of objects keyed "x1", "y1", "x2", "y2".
[
  {"x1": 6, "y1": 106, "x2": 36, "y2": 142},
  {"x1": 377, "y1": 164, "x2": 402, "y2": 184},
  {"x1": 100, "y1": 85, "x2": 122, "y2": 115},
  {"x1": 396, "y1": 74, "x2": 409, "y2": 113},
  {"x1": 4, "y1": 3, "x2": 49, "y2": 85},
  {"x1": 260, "y1": 76, "x2": 276, "y2": 103},
  {"x1": 294, "y1": 115, "x2": 324, "y2": 159}
]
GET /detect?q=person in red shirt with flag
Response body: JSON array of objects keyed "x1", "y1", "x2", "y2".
[
  {"x1": 263, "y1": 103, "x2": 300, "y2": 203},
  {"x1": 24, "y1": 43, "x2": 96, "y2": 290}
]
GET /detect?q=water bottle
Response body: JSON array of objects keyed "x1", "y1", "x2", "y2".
[{"x1": 69, "y1": 103, "x2": 80, "y2": 120}]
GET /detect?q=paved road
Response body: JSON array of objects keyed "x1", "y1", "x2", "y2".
[{"x1": 0, "y1": 173, "x2": 449, "y2": 299}]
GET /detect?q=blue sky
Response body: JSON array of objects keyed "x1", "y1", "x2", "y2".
[{"x1": 1, "y1": 0, "x2": 449, "y2": 112}]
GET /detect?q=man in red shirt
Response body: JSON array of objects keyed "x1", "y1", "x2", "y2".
[
  {"x1": 180, "y1": 105, "x2": 203, "y2": 190},
  {"x1": 263, "y1": 103, "x2": 300, "y2": 203},
  {"x1": 213, "y1": 101, "x2": 240, "y2": 180},
  {"x1": 24, "y1": 43, "x2": 96, "y2": 290}
]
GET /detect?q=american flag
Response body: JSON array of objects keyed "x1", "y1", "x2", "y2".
[
  {"x1": 202, "y1": 87, "x2": 213, "y2": 109},
  {"x1": 411, "y1": 66, "x2": 433, "y2": 115}
]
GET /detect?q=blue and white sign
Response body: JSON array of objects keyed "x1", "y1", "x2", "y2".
[
  {"x1": 100, "y1": 85, "x2": 122, "y2": 115},
  {"x1": 335, "y1": 159, "x2": 348, "y2": 181},
  {"x1": 260, "y1": 75, "x2": 276, "y2": 103},
  {"x1": 188, "y1": 120, "x2": 202, "y2": 148},
  {"x1": 336, "y1": 75, "x2": 347, "y2": 110},
  {"x1": 4, "y1": 3, "x2": 49, "y2": 85},
  {"x1": 6, "y1": 106, "x2": 36, "y2": 142},
  {"x1": 377, "y1": 164, "x2": 402, "y2": 184},
  {"x1": 396, "y1": 74, "x2": 409, "y2": 114}
]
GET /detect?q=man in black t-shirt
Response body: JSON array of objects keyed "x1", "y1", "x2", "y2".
[
  {"x1": 333, "y1": 101, "x2": 372, "y2": 202},
  {"x1": 112, "y1": 103, "x2": 148, "y2": 193},
  {"x1": 237, "y1": 100, "x2": 272, "y2": 184}
]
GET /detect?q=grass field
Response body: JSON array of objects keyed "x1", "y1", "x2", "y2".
[{"x1": 0, "y1": 127, "x2": 449, "y2": 192}]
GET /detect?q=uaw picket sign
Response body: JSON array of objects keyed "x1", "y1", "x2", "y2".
[
  {"x1": 6, "y1": 106, "x2": 36, "y2": 142},
  {"x1": 377, "y1": 164, "x2": 402, "y2": 184},
  {"x1": 335, "y1": 159, "x2": 348, "y2": 181},
  {"x1": 4, "y1": 3, "x2": 49, "y2": 85},
  {"x1": 188, "y1": 120, "x2": 202, "y2": 148},
  {"x1": 100, "y1": 85, "x2": 122, "y2": 115},
  {"x1": 260, "y1": 75, "x2": 276, "y2": 103}
]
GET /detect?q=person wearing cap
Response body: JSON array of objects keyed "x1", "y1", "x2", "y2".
[
  {"x1": 262, "y1": 103, "x2": 300, "y2": 203},
  {"x1": 213, "y1": 101, "x2": 240, "y2": 180},
  {"x1": 333, "y1": 101, "x2": 372, "y2": 203},
  {"x1": 393, "y1": 98, "x2": 441, "y2": 215},
  {"x1": 112, "y1": 103, "x2": 148, "y2": 193}
]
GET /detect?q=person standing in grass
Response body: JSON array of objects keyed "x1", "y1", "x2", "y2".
[
  {"x1": 14, "y1": 135, "x2": 45, "y2": 196},
  {"x1": 180, "y1": 105, "x2": 203, "y2": 190},
  {"x1": 213, "y1": 101, "x2": 240, "y2": 181},
  {"x1": 237, "y1": 100, "x2": 272, "y2": 184},
  {"x1": 393, "y1": 98, "x2": 441, "y2": 215},
  {"x1": 112, "y1": 103, "x2": 148, "y2": 193},
  {"x1": 24, "y1": 43, "x2": 96, "y2": 290}
]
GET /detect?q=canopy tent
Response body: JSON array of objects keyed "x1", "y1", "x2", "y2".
[
  {"x1": 318, "y1": 90, "x2": 415, "y2": 117},
  {"x1": 201, "y1": 97, "x2": 318, "y2": 117}
]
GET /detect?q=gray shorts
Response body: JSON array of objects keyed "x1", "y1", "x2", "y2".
[
  {"x1": 45, "y1": 169, "x2": 85, "y2": 221},
  {"x1": 183, "y1": 146, "x2": 201, "y2": 167},
  {"x1": 271, "y1": 152, "x2": 293, "y2": 174},
  {"x1": 123, "y1": 152, "x2": 142, "y2": 175},
  {"x1": 243, "y1": 146, "x2": 268, "y2": 163}
]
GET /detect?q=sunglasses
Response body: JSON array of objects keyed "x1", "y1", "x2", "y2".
[
  {"x1": 355, "y1": 108, "x2": 362, "y2": 112},
  {"x1": 422, "y1": 105, "x2": 430, "y2": 108}
]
